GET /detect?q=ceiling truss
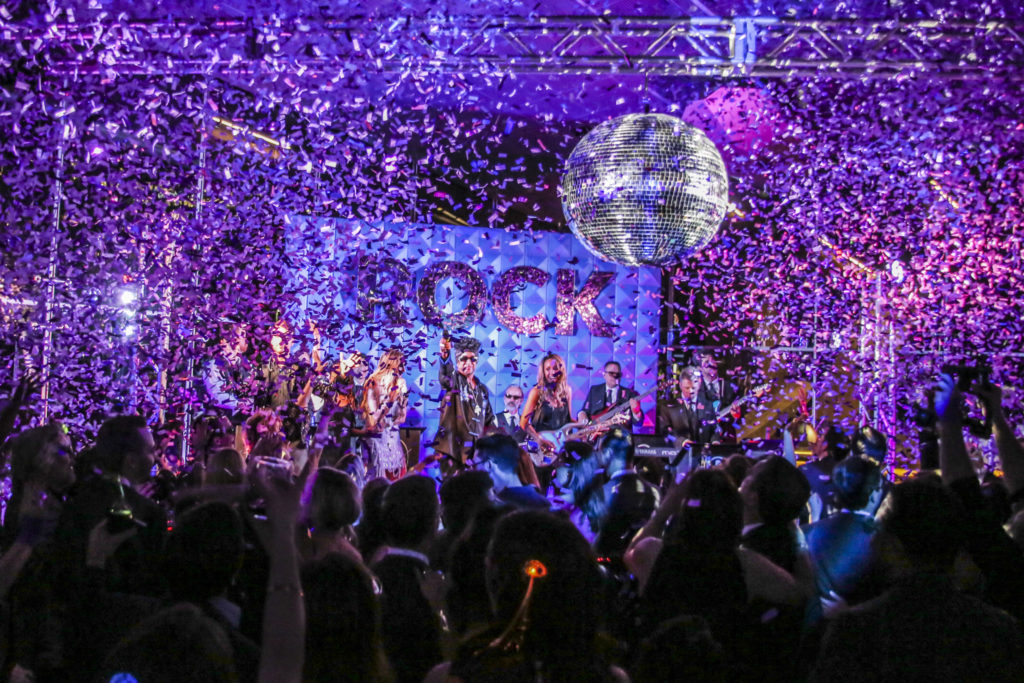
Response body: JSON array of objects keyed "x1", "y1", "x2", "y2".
[{"x1": 3, "y1": 14, "x2": 1024, "y2": 80}]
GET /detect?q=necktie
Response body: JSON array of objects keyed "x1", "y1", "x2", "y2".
[{"x1": 606, "y1": 389, "x2": 613, "y2": 406}]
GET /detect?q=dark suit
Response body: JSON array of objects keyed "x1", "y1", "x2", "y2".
[
  {"x1": 580, "y1": 384, "x2": 639, "y2": 425},
  {"x1": 697, "y1": 377, "x2": 738, "y2": 413},
  {"x1": 494, "y1": 410, "x2": 527, "y2": 441},
  {"x1": 812, "y1": 573, "x2": 1024, "y2": 683},
  {"x1": 54, "y1": 473, "x2": 169, "y2": 597},
  {"x1": 742, "y1": 522, "x2": 799, "y2": 572},
  {"x1": 593, "y1": 471, "x2": 661, "y2": 566},
  {"x1": 658, "y1": 398, "x2": 713, "y2": 445},
  {"x1": 742, "y1": 522, "x2": 805, "y2": 681},
  {"x1": 697, "y1": 378, "x2": 742, "y2": 441}
]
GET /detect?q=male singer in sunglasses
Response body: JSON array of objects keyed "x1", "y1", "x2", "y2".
[
  {"x1": 577, "y1": 361, "x2": 643, "y2": 437},
  {"x1": 436, "y1": 336, "x2": 496, "y2": 467}
]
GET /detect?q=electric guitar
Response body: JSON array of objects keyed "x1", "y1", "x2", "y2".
[
  {"x1": 530, "y1": 386, "x2": 657, "y2": 466},
  {"x1": 706, "y1": 383, "x2": 770, "y2": 423}
]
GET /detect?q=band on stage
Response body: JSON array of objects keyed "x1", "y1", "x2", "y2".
[{"x1": 201, "y1": 326, "x2": 766, "y2": 487}]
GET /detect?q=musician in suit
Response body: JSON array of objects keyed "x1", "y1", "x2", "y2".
[
  {"x1": 521, "y1": 353, "x2": 573, "y2": 456},
  {"x1": 577, "y1": 361, "x2": 642, "y2": 433},
  {"x1": 494, "y1": 384, "x2": 527, "y2": 442},
  {"x1": 696, "y1": 351, "x2": 743, "y2": 442},
  {"x1": 657, "y1": 368, "x2": 714, "y2": 450}
]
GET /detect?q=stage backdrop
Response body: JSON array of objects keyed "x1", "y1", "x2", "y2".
[{"x1": 287, "y1": 218, "x2": 662, "y2": 454}]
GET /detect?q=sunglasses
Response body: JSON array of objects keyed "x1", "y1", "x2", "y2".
[
  {"x1": 458, "y1": 355, "x2": 478, "y2": 363},
  {"x1": 605, "y1": 371, "x2": 622, "y2": 378},
  {"x1": 505, "y1": 394, "x2": 523, "y2": 399}
]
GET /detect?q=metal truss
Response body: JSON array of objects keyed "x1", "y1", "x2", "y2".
[{"x1": 4, "y1": 14, "x2": 1024, "y2": 80}]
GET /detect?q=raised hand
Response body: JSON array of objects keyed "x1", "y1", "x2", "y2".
[
  {"x1": 971, "y1": 378, "x2": 1004, "y2": 422},
  {"x1": 934, "y1": 373, "x2": 962, "y2": 423}
]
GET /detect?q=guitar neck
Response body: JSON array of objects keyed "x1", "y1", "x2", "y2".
[{"x1": 595, "y1": 386, "x2": 655, "y2": 423}]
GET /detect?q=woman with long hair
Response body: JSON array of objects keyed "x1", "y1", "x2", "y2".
[
  {"x1": 428, "y1": 510, "x2": 625, "y2": 683},
  {"x1": 301, "y1": 552, "x2": 393, "y2": 682},
  {"x1": 625, "y1": 468, "x2": 810, "y2": 679},
  {"x1": 520, "y1": 353, "x2": 573, "y2": 456},
  {"x1": 361, "y1": 349, "x2": 408, "y2": 481}
]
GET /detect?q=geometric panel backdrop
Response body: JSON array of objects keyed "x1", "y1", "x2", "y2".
[{"x1": 288, "y1": 218, "x2": 662, "y2": 454}]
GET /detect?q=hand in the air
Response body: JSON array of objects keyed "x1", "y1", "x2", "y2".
[
  {"x1": 971, "y1": 378, "x2": 1004, "y2": 421},
  {"x1": 933, "y1": 374, "x2": 962, "y2": 423}
]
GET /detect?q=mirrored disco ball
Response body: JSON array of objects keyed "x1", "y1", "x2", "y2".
[{"x1": 561, "y1": 113, "x2": 729, "y2": 267}]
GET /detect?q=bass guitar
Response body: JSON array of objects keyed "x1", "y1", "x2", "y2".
[{"x1": 530, "y1": 386, "x2": 657, "y2": 466}]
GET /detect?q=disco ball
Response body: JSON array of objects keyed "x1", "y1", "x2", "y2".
[{"x1": 561, "y1": 113, "x2": 729, "y2": 267}]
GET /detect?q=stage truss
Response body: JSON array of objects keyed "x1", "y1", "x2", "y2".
[{"x1": 3, "y1": 14, "x2": 1024, "y2": 80}]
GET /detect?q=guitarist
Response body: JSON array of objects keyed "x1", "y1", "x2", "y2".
[
  {"x1": 658, "y1": 369, "x2": 714, "y2": 450},
  {"x1": 577, "y1": 361, "x2": 643, "y2": 437},
  {"x1": 521, "y1": 353, "x2": 574, "y2": 456},
  {"x1": 696, "y1": 351, "x2": 743, "y2": 443}
]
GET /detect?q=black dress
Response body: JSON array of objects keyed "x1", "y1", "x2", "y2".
[{"x1": 531, "y1": 397, "x2": 570, "y2": 433}]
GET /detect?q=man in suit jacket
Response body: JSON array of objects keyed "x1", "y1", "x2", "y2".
[
  {"x1": 696, "y1": 352, "x2": 743, "y2": 442},
  {"x1": 578, "y1": 361, "x2": 643, "y2": 431},
  {"x1": 493, "y1": 384, "x2": 527, "y2": 442},
  {"x1": 591, "y1": 428, "x2": 660, "y2": 570},
  {"x1": 658, "y1": 369, "x2": 714, "y2": 448}
]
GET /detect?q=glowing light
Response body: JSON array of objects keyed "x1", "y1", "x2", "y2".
[
  {"x1": 889, "y1": 260, "x2": 906, "y2": 283},
  {"x1": 523, "y1": 559, "x2": 548, "y2": 578}
]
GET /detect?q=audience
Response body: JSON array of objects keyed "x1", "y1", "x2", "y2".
[
  {"x1": 302, "y1": 552, "x2": 392, "y2": 682},
  {"x1": 804, "y1": 455, "x2": 885, "y2": 610},
  {"x1": 372, "y1": 475, "x2": 443, "y2": 683},
  {"x1": 475, "y1": 433, "x2": 549, "y2": 509},
  {"x1": 431, "y1": 509, "x2": 626, "y2": 683},
  {"x1": 628, "y1": 468, "x2": 808, "y2": 679},
  {"x1": 300, "y1": 466, "x2": 362, "y2": 563},
  {"x1": 430, "y1": 469, "x2": 494, "y2": 571},
  {"x1": 811, "y1": 477, "x2": 1024, "y2": 681},
  {"x1": 1, "y1": 370, "x2": 1023, "y2": 683}
]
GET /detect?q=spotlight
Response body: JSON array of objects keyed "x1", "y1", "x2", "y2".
[
  {"x1": 118, "y1": 289, "x2": 137, "y2": 306},
  {"x1": 888, "y1": 259, "x2": 906, "y2": 284}
]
